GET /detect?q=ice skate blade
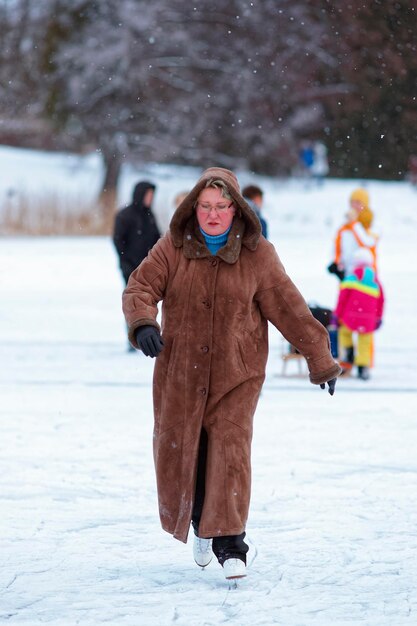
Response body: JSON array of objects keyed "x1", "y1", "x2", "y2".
[
  {"x1": 194, "y1": 558, "x2": 213, "y2": 569},
  {"x1": 227, "y1": 575, "x2": 246, "y2": 591}
]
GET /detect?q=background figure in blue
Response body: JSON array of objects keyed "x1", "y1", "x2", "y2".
[
  {"x1": 299, "y1": 141, "x2": 315, "y2": 178},
  {"x1": 242, "y1": 185, "x2": 268, "y2": 239}
]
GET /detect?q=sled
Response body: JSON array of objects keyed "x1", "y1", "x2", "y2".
[
  {"x1": 280, "y1": 303, "x2": 338, "y2": 377},
  {"x1": 280, "y1": 340, "x2": 307, "y2": 377}
]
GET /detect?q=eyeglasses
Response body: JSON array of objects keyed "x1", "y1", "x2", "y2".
[{"x1": 196, "y1": 202, "x2": 233, "y2": 213}]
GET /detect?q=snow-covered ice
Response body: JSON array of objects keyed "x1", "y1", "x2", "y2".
[{"x1": 1, "y1": 153, "x2": 417, "y2": 624}]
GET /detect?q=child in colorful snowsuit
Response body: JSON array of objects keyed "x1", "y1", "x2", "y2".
[
  {"x1": 333, "y1": 248, "x2": 384, "y2": 380},
  {"x1": 328, "y1": 188, "x2": 378, "y2": 281}
]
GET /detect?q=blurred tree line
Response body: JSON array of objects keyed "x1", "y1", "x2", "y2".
[{"x1": 0, "y1": 0, "x2": 415, "y2": 210}]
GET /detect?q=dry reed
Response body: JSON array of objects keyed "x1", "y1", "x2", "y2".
[{"x1": 0, "y1": 191, "x2": 113, "y2": 236}]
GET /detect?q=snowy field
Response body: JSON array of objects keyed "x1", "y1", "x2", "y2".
[{"x1": 1, "y1": 147, "x2": 417, "y2": 625}]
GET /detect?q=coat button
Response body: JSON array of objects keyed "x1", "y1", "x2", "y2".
[
  {"x1": 200, "y1": 388, "x2": 207, "y2": 396},
  {"x1": 211, "y1": 259, "x2": 218, "y2": 267},
  {"x1": 202, "y1": 300, "x2": 211, "y2": 309},
  {"x1": 201, "y1": 346, "x2": 209, "y2": 353}
]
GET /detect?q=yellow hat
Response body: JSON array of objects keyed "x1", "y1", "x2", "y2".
[
  {"x1": 350, "y1": 188, "x2": 370, "y2": 208},
  {"x1": 357, "y1": 207, "x2": 374, "y2": 229}
]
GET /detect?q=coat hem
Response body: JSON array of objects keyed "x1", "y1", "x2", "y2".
[
  {"x1": 196, "y1": 526, "x2": 246, "y2": 539},
  {"x1": 167, "y1": 525, "x2": 246, "y2": 543},
  {"x1": 171, "y1": 526, "x2": 245, "y2": 543}
]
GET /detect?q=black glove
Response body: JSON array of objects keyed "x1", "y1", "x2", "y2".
[
  {"x1": 320, "y1": 378, "x2": 337, "y2": 396},
  {"x1": 135, "y1": 325, "x2": 164, "y2": 358},
  {"x1": 327, "y1": 262, "x2": 345, "y2": 281},
  {"x1": 375, "y1": 319, "x2": 382, "y2": 330}
]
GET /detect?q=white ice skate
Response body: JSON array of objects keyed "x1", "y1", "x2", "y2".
[
  {"x1": 193, "y1": 536, "x2": 213, "y2": 568},
  {"x1": 223, "y1": 558, "x2": 247, "y2": 580}
]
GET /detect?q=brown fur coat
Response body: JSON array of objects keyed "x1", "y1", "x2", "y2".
[{"x1": 123, "y1": 167, "x2": 341, "y2": 543}]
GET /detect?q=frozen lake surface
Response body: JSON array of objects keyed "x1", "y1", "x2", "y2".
[{"x1": 1, "y1": 167, "x2": 417, "y2": 624}]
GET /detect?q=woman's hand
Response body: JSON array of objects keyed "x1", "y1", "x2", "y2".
[
  {"x1": 320, "y1": 378, "x2": 337, "y2": 396},
  {"x1": 135, "y1": 326, "x2": 164, "y2": 357}
]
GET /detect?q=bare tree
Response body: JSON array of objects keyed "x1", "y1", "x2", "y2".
[
  {"x1": 0, "y1": 1, "x2": 54, "y2": 145},
  {"x1": 322, "y1": 0, "x2": 417, "y2": 178},
  {"x1": 1, "y1": 0, "x2": 415, "y2": 202}
]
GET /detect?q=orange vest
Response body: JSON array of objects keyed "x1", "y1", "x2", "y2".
[{"x1": 335, "y1": 222, "x2": 377, "y2": 271}]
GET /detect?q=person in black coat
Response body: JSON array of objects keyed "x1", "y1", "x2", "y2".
[{"x1": 113, "y1": 181, "x2": 161, "y2": 284}]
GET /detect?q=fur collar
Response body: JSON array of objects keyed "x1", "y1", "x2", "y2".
[{"x1": 169, "y1": 167, "x2": 261, "y2": 263}]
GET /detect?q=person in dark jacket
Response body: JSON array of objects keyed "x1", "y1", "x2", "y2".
[{"x1": 113, "y1": 181, "x2": 161, "y2": 284}]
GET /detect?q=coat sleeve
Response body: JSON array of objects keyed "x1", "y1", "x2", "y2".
[
  {"x1": 113, "y1": 212, "x2": 134, "y2": 277},
  {"x1": 122, "y1": 234, "x2": 173, "y2": 348},
  {"x1": 352, "y1": 222, "x2": 378, "y2": 247},
  {"x1": 113, "y1": 212, "x2": 127, "y2": 259},
  {"x1": 334, "y1": 225, "x2": 343, "y2": 264},
  {"x1": 254, "y1": 243, "x2": 341, "y2": 385}
]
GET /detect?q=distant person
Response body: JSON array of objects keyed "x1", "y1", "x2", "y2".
[
  {"x1": 113, "y1": 182, "x2": 161, "y2": 350},
  {"x1": 242, "y1": 184, "x2": 268, "y2": 239},
  {"x1": 328, "y1": 188, "x2": 378, "y2": 281},
  {"x1": 407, "y1": 155, "x2": 417, "y2": 186},
  {"x1": 299, "y1": 141, "x2": 315, "y2": 178},
  {"x1": 333, "y1": 247, "x2": 384, "y2": 380},
  {"x1": 113, "y1": 181, "x2": 161, "y2": 285},
  {"x1": 173, "y1": 191, "x2": 189, "y2": 210},
  {"x1": 311, "y1": 141, "x2": 329, "y2": 184}
]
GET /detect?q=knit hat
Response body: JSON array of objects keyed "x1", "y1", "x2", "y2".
[
  {"x1": 357, "y1": 207, "x2": 374, "y2": 229},
  {"x1": 350, "y1": 188, "x2": 370, "y2": 209},
  {"x1": 353, "y1": 247, "x2": 373, "y2": 268}
]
